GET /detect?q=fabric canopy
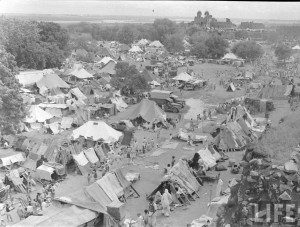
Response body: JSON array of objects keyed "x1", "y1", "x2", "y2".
[
  {"x1": 25, "y1": 105, "x2": 53, "y2": 123},
  {"x1": 173, "y1": 72, "x2": 194, "y2": 82},
  {"x1": 72, "y1": 121, "x2": 122, "y2": 143},
  {"x1": 129, "y1": 46, "x2": 143, "y2": 53},
  {"x1": 36, "y1": 73, "x2": 70, "y2": 90},
  {"x1": 111, "y1": 99, "x2": 166, "y2": 123}
]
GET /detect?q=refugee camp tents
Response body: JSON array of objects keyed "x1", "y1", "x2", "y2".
[
  {"x1": 0, "y1": 149, "x2": 25, "y2": 167},
  {"x1": 25, "y1": 105, "x2": 53, "y2": 123},
  {"x1": 36, "y1": 164, "x2": 55, "y2": 181},
  {"x1": 36, "y1": 73, "x2": 70, "y2": 92},
  {"x1": 149, "y1": 40, "x2": 164, "y2": 48},
  {"x1": 68, "y1": 67, "x2": 94, "y2": 79},
  {"x1": 173, "y1": 72, "x2": 194, "y2": 82},
  {"x1": 97, "y1": 57, "x2": 117, "y2": 66},
  {"x1": 97, "y1": 62, "x2": 116, "y2": 75},
  {"x1": 111, "y1": 99, "x2": 166, "y2": 123},
  {"x1": 16, "y1": 70, "x2": 44, "y2": 87},
  {"x1": 72, "y1": 121, "x2": 122, "y2": 143},
  {"x1": 69, "y1": 87, "x2": 87, "y2": 101},
  {"x1": 197, "y1": 147, "x2": 217, "y2": 169},
  {"x1": 137, "y1": 39, "x2": 149, "y2": 46},
  {"x1": 258, "y1": 85, "x2": 290, "y2": 100},
  {"x1": 227, "y1": 83, "x2": 236, "y2": 92},
  {"x1": 129, "y1": 46, "x2": 143, "y2": 53}
]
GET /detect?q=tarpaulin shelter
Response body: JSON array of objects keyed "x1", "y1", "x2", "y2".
[
  {"x1": 68, "y1": 67, "x2": 94, "y2": 80},
  {"x1": 149, "y1": 40, "x2": 164, "y2": 48},
  {"x1": 226, "y1": 83, "x2": 236, "y2": 92},
  {"x1": 129, "y1": 46, "x2": 143, "y2": 53},
  {"x1": 97, "y1": 61, "x2": 116, "y2": 75},
  {"x1": 69, "y1": 87, "x2": 87, "y2": 101},
  {"x1": 25, "y1": 105, "x2": 53, "y2": 123},
  {"x1": 197, "y1": 147, "x2": 217, "y2": 169},
  {"x1": 173, "y1": 72, "x2": 194, "y2": 82},
  {"x1": 15, "y1": 70, "x2": 44, "y2": 87},
  {"x1": 36, "y1": 73, "x2": 70, "y2": 91},
  {"x1": 0, "y1": 149, "x2": 25, "y2": 167},
  {"x1": 36, "y1": 164, "x2": 55, "y2": 181},
  {"x1": 72, "y1": 121, "x2": 122, "y2": 143},
  {"x1": 111, "y1": 99, "x2": 166, "y2": 124},
  {"x1": 258, "y1": 85, "x2": 291, "y2": 100},
  {"x1": 96, "y1": 57, "x2": 117, "y2": 66},
  {"x1": 110, "y1": 97, "x2": 128, "y2": 112}
]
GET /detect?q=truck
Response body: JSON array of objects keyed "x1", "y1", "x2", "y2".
[{"x1": 149, "y1": 90, "x2": 185, "y2": 113}]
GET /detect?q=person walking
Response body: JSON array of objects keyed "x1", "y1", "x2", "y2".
[
  {"x1": 5, "y1": 204, "x2": 12, "y2": 223},
  {"x1": 161, "y1": 189, "x2": 172, "y2": 217}
]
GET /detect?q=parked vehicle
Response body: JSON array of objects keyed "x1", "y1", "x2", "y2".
[{"x1": 149, "y1": 90, "x2": 183, "y2": 113}]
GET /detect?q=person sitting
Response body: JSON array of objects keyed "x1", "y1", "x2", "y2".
[
  {"x1": 175, "y1": 187, "x2": 190, "y2": 206},
  {"x1": 231, "y1": 164, "x2": 240, "y2": 174}
]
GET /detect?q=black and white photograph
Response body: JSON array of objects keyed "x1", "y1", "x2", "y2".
[{"x1": 0, "y1": 1, "x2": 300, "y2": 226}]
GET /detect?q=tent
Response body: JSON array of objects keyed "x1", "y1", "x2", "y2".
[
  {"x1": 16, "y1": 70, "x2": 44, "y2": 87},
  {"x1": 197, "y1": 148, "x2": 217, "y2": 169},
  {"x1": 36, "y1": 164, "x2": 55, "y2": 181},
  {"x1": 149, "y1": 40, "x2": 164, "y2": 48},
  {"x1": 72, "y1": 121, "x2": 123, "y2": 143},
  {"x1": 111, "y1": 99, "x2": 166, "y2": 123},
  {"x1": 97, "y1": 57, "x2": 117, "y2": 65},
  {"x1": 110, "y1": 97, "x2": 128, "y2": 112},
  {"x1": 227, "y1": 83, "x2": 236, "y2": 92},
  {"x1": 129, "y1": 46, "x2": 143, "y2": 53},
  {"x1": 69, "y1": 87, "x2": 87, "y2": 101},
  {"x1": 85, "y1": 182, "x2": 113, "y2": 208},
  {"x1": 0, "y1": 149, "x2": 24, "y2": 167},
  {"x1": 68, "y1": 67, "x2": 94, "y2": 79},
  {"x1": 98, "y1": 62, "x2": 116, "y2": 75},
  {"x1": 257, "y1": 85, "x2": 290, "y2": 100},
  {"x1": 173, "y1": 72, "x2": 194, "y2": 82},
  {"x1": 25, "y1": 105, "x2": 53, "y2": 123},
  {"x1": 292, "y1": 45, "x2": 300, "y2": 50},
  {"x1": 36, "y1": 73, "x2": 70, "y2": 91},
  {"x1": 137, "y1": 39, "x2": 149, "y2": 46},
  {"x1": 222, "y1": 53, "x2": 239, "y2": 60}
]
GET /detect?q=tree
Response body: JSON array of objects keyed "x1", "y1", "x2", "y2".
[
  {"x1": 0, "y1": 47, "x2": 26, "y2": 135},
  {"x1": 111, "y1": 62, "x2": 150, "y2": 95},
  {"x1": 153, "y1": 18, "x2": 177, "y2": 42},
  {"x1": 205, "y1": 34, "x2": 228, "y2": 59},
  {"x1": 234, "y1": 30, "x2": 249, "y2": 40},
  {"x1": 232, "y1": 40, "x2": 264, "y2": 62},
  {"x1": 0, "y1": 18, "x2": 69, "y2": 69},
  {"x1": 275, "y1": 44, "x2": 292, "y2": 61},
  {"x1": 190, "y1": 31, "x2": 210, "y2": 45},
  {"x1": 163, "y1": 33, "x2": 184, "y2": 53},
  {"x1": 116, "y1": 25, "x2": 136, "y2": 45},
  {"x1": 190, "y1": 42, "x2": 208, "y2": 58}
]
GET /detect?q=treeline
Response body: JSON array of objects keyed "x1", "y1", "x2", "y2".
[{"x1": 0, "y1": 18, "x2": 70, "y2": 69}]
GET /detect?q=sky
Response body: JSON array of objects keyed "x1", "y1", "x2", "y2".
[{"x1": 1, "y1": 0, "x2": 300, "y2": 21}]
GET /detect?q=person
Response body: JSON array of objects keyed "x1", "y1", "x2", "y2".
[
  {"x1": 208, "y1": 109, "x2": 212, "y2": 119},
  {"x1": 197, "y1": 114, "x2": 201, "y2": 122},
  {"x1": 5, "y1": 204, "x2": 12, "y2": 222},
  {"x1": 87, "y1": 173, "x2": 92, "y2": 184},
  {"x1": 169, "y1": 133, "x2": 173, "y2": 142},
  {"x1": 3, "y1": 141, "x2": 9, "y2": 149},
  {"x1": 150, "y1": 139, "x2": 155, "y2": 150},
  {"x1": 41, "y1": 199, "x2": 48, "y2": 210},
  {"x1": 136, "y1": 213, "x2": 144, "y2": 227},
  {"x1": 161, "y1": 189, "x2": 172, "y2": 217},
  {"x1": 93, "y1": 170, "x2": 98, "y2": 181},
  {"x1": 165, "y1": 164, "x2": 171, "y2": 175},
  {"x1": 190, "y1": 118, "x2": 194, "y2": 131},
  {"x1": 142, "y1": 138, "x2": 147, "y2": 154},
  {"x1": 175, "y1": 187, "x2": 188, "y2": 206},
  {"x1": 154, "y1": 191, "x2": 162, "y2": 205},
  {"x1": 148, "y1": 198, "x2": 157, "y2": 227},
  {"x1": 171, "y1": 156, "x2": 176, "y2": 167},
  {"x1": 36, "y1": 193, "x2": 42, "y2": 210},
  {"x1": 17, "y1": 204, "x2": 25, "y2": 220},
  {"x1": 143, "y1": 209, "x2": 150, "y2": 227},
  {"x1": 187, "y1": 135, "x2": 193, "y2": 146},
  {"x1": 215, "y1": 178, "x2": 223, "y2": 197}
]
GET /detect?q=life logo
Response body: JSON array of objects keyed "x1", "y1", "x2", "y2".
[{"x1": 249, "y1": 202, "x2": 300, "y2": 225}]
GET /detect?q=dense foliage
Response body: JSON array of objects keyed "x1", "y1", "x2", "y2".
[
  {"x1": 111, "y1": 62, "x2": 150, "y2": 96},
  {"x1": 0, "y1": 18, "x2": 69, "y2": 69},
  {"x1": 232, "y1": 41, "x2": 264, "y2": 62},
  {"x1": 0, "y1": 47, "x2": 26, "y2": 135},
  {"x1": 274, "y1": 43, "x2": 292, "y2": 61}
]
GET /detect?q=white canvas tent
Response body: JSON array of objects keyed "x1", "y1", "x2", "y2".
[
  {"x1": 68, "y1": 67, "x2": 94, "y2": 79},
  {"x1": 129, "y1": 46, "x2": 143, "y2": 53},
  {"x1": 149, "y1": 40, "x2": 164, "y2": 48},
  {"x1": 173, "y1": 72, "x2": 194, "y2": 82},
  {"x1": 222, "y1": 53, "x2": 239, "y2": 60},
  {"x1": 72, "y1": 121, "x2": 122, "y2": 143},
  {"x1": 16, "y1": 70, "x2": 44, "y2": 87},
  {"x1": 25, "y1": 105, "x2": 53, "y2": 123},
  {"x1": 292, "y1": 45, "x2": 300, "y2": 50},
  {"x1": 97, "y1": 56, "x2": 117, "y2": 65}
]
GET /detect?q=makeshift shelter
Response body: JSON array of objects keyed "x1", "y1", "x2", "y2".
[
  {"x1": 69, "y1": 87, "x2": 87, "y2": 101},
  {"x1": 36, "y1": 73, "x2": 70, "y2": 92},
  {"x1": 111, "y1": 99, "x2": 166, "y2": 124},
  {"x1": 197, "y1": 147, "x2": 217, "y2": 169},
  {"x1": 129, "y1": 46, "x2": 143, "y2": 53},
  {"x1": 226, "y1": 83, "x2": 236, "y2": 92},
  {"x1": 0, "y1": 149, "x2": 24, "y2": 167},
  {"x1": 137, "y1": 39, "x2": 149, "y2": 46},
  {"x1": 16, "y1": 70, "x2": 44, "y2": 87},
  {"x1": 110, "y1": 97, "x2": 128, "y2": 112},
  {"x1": 72, "y1": 121, "x2": 122, "y2": 143},
  {"x1": 222, "y1": 53, "x2": 239, "y2": 61},
  {"x1": 149, "y1": 40, "x2": 164, "y2": 48},
  {"x1": 258, "y1": 85, "x2": 291, "y2": 100},
  {"x1": 97, "y1": 57, "x2": 117, "y2": 66},
  {"x1": 97, "y1": 62, "x2": 116, "y2": 75},
  {"x1": 173, "y1": 72, "x2": 194, "y2": 82},
  {"x1": 292, "y1": 45, "x2": 300, "y2": 50},
  {"x1": 25, "y1": 105, "x2": 53, "y2": 123},
  {"x1": 68, "y1": 67, "x2": 94, "y2": 80}
]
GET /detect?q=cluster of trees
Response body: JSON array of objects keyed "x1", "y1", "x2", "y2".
[
  {"x1": 0, "y1": 18, "x2": 69, "y2": 69},
  {"x1": 190, "y1": 32, "x2": 229, "y2": 59},
  {"x1": 274, "y1": 44, "x2": 292, "y2": 61},
  {"x1": 232, "y1": 41, "x2": 264, "y2": 62},
  {"x1": 0, "y1": 46, "x2": 26, "y2": 135},
  {"x1": 111, "y1": 62, "x2": 150, "y2": 96}
]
